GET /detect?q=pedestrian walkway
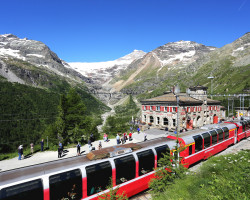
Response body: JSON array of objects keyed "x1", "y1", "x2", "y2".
[{"x1": 0, "y1": 129, "x2": 167, "y2": 172}]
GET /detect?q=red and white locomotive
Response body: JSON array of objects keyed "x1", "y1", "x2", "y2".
[{"x1": 0, "y1": 118, "x2": 249, "y2": 200}]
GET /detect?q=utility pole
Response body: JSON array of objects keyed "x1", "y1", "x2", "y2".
[
  {"x1": 175, "y1": 93, "x2": 180, "y2": 168},
  {"x1": 208, "y1": 76, "x2": 214, "y2": 99}
]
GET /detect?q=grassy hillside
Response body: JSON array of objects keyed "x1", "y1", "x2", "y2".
[
  {"x1": 122, "y1": 58, "x2": 250, "y2": 102},
  {"x1": 102, "y1": 95, "x2": 140, "y2": 135},
  {"x1": 153, "y1": 150, "x2": 250, "y2": 200}
]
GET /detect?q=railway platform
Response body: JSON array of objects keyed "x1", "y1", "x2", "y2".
[{"x1": 0, "y1": 129, "x2": 167, "y2": 172}]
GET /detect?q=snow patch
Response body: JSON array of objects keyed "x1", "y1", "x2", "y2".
[
  {"x1": 161, "y1": 50, "x2": 196, "y2": 65},
  {"x1": 0, "y1": 48, "x2": 25, "y2": 60},
  {"x1": 68, "y1": 50, "x2": 146, "y2": 77},
  {"x1": 27, "y1": 54, "x2": 45, "y2": 58}
]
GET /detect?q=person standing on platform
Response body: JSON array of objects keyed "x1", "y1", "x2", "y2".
[
  {"x1": 18, "y1": 145, "x2": 23, "y2": 160},
  {"x1": 137, "y1": 127, "x2": 140, "y2": 134},
  {"x1": 98, "y1": 141, "x2": 102, "y2": 150},
  {"x1": 144, "y1": 132, "x2": 147, "y2": 141},
  {"x1": 116, "y1": 134, "x2": 120, "y2": 145},
  {"x1": 40, "y1": 139, "x2": 44, "y2": 151},
  {"x1": 90, "y1": 133, "x2": 94, "y2": 142},
  {"x1": 58, "y1": 145, "x2": 62, "y2": 158},
  {"x1": 88, "y1": 139, "x2": 92, "y2": 152},
  {"x1": 129, "y1": 132, "x2": 133, "y2": 141},
  {"x1": 77, "y1": 142, "x2": 81, "y2": 156},
  {"x1": 30, "y1": 143, "x2": 34, "y2": 154}
]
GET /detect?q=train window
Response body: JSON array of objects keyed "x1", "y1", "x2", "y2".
[
  {"x1": 86, "y1": 161, "x2": 112, "y2": 196},
  {"x1": 202, "y1": 132, "x2": 211, "y2": 148},
  {"x1": 49, "y1": 169, "x2": 82, "y2": 200},
  {"x1": 210, "y1": 130, "x2": 218, "y2": 145},
  {"x1": 217, "y1": 129, "x2": 223, "y2": 142},
  {"x1": 222, "y1": 127, "x2": 229, "y2": 139},
  {"x1": 155, "y1": 145, "x2": 170, "y2": 166},
  {"x1": 189, "y1": 144, "x2": 193, "y2": 155},
  {"x1": 114, "y1": 155, "x2": 136, "y2": 185},
  {"x1": 137, "y1": 149, "x2": 155, "y2": 176},
  {"x1": 193, "y1": 135, "x2": 203, "y2": 152},
  {"x1": 0, "y1": 179, "x2": 43, "y2": 200}
]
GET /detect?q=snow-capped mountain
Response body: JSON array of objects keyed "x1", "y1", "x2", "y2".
[
  {"x1": 0, "y1": 34, "x2": 88, "y2": 84},
  {"x1": 152, "y1": 40, "x2": 216, "y2": 67},
  {"x1": 68, "y1": 50, "x2": 146, "y2": 84}
]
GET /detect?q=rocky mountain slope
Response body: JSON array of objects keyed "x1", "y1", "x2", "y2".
[
  {"x1": 186, "y1": 32, "x2": 250, "y2": 94},
  {"x1": 0, "y1": 34, "x2": 109, "y2": 114},
  {"x1": 111, "y1": 40, "x2": 217, "y2": 93},
  {"x1": 0, "y1": 34, "x2": 91, "y2": 89}
]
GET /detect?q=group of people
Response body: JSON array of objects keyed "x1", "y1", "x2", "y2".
[
  {"x1": 18, "y1": 139, "x2": 44, "y2": 160},
  {"x1": 18, "y1": 129, "x2": 146, "y2": 160},
  {"x1": 116, "y1": 132, "x2": 133, "y2": 145},
  {"x1": 103, "y1": 133, "x2": 109, "y2": 142}
]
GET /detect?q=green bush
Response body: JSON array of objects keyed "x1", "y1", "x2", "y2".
[{"x1": 154, "y1": 150, "x2": 250, "y2": 200}]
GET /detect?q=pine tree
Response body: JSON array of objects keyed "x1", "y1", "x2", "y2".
[
  {"x1": 149, "y1": 140, "x2": 187, "y2": 197},
  {"x1": 56, "y1": 88, "x2": 88, "y2": 144},
  {"x1": 98, "y1": 178, "x2": 128, "y2": 200}
]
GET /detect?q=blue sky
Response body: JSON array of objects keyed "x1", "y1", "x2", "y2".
[{"x1": 0, "y1": 0, "x2": 250, "y2": 62}]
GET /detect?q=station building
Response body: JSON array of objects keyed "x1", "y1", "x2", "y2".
[{"x1": 140, "y1": 85, "x2": 225, "y2": 130}]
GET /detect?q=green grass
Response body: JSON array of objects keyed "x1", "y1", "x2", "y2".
[{"x1": 154, "y1": 150, "x2": 250, "y2": 200}]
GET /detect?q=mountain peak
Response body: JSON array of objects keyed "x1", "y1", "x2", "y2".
[
  {"x1": 0, "y1": 34, "x2": 18, "y2": 39},
  {"x1": 152, "y1": 40, "x2": 216, "y2": 66}
]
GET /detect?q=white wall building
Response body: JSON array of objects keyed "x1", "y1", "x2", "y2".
[{"x1": 140, "y1": 86, "x2": 223, "y2": 130}]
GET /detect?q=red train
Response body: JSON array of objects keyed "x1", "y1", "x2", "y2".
[{"x1": 0, "y1": 118, "x2": 249, "y2": 200}]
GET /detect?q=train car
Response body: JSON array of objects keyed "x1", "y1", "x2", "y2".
[
  {"x1": 225, "y1": 118, "x2": 250, "y2": 141},
  {"x1": 244, "y1": 118, "x2": 250, "y2": 137},
  {"x1": 0, "y1": 138, "x2": 177, "y2": 200},
  {"x1": 166, "y1": 123, "x2": 237, "y2": 168},
  {"x1": 0, "y1": 121, "x2": 245, "y2": 200}
]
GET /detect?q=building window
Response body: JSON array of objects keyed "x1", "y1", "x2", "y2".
[
  {"x1": 156, "y1": 106, "x2": 160, "y2": 111},
  {"x1": 150, "y1": 106, "x2": 153, "y2": 110},
  {"x1": 163, "y1": 118, "x2": 168, "y2": 125},
  {"x1": 157, "y1": 117, "x2": 160, "y2": 124},
  {"x1": 173, "y1": 119, "x2": 176, "y2": 127},
  {"x1": 150, "y1": 116, "x2": 154, "y2": 123}
]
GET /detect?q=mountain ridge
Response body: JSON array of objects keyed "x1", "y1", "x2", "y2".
[{"x1": 0, "y1": 34, "x2": 91, "y2": 87}]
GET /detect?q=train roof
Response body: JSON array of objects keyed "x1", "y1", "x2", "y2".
[
  {"x1": 0, "y1": 137, "x2": 175, "y2": 187},
  {"x1": 167, "y1": 123, "x2": 236, "y2": 145}
]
